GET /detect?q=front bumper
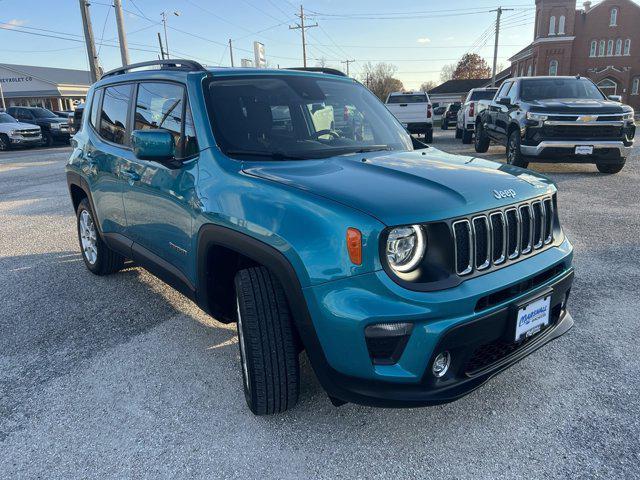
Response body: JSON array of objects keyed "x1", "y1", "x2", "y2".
[
  {"x1": 9, "y1": 135, "x2": 42, "y2": 146},
  {"x1": 520, "y1": 140, "x2": 632, "y2": 161},
  {"x1": 302, "y1": 238, "x2": 574, "y2": 407}
]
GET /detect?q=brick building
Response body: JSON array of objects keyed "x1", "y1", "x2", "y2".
[{"x1": 509, "y1": 0, "x2": 640, "y2": 110}]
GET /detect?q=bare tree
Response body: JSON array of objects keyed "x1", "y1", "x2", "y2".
[
  {"x1": 420, "y1": 80, "x2": 437, "y2": 93},
  {"x1": 359, "y1": 62, "x2": 404, "y2": 100},
  {"x1": 440, "y1": 63, "x2": 456, "y2": 83}
]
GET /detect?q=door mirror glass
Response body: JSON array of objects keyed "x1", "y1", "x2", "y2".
[
  {"x1": 131, "y1": 129, "x2": 175, "y2": 162},
  {"x1": 608, "y1": 94, "x2": 622, "y2": 102},
  {"x1": 498, "y1": 97, "x2": 511, "y2": 106}
]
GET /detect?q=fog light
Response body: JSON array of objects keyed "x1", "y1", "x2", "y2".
[{"x1": 432, "y1": 351, "x2": 451, "y2": 378}]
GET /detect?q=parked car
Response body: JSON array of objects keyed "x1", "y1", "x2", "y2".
[
  {"x1": 440, "y1": 102, "x2": 461, "y2": 130},
  {"x1": 385, "y1": 91, "x2": 433, "y2": 143},
  {"x1": 475, "y1": 76, "x2": 635, "y2": 173},
  {"x1": 456, "y1": 87, "x2": 498, "y2": 144},
  {"x1": 67, "y1": 61, "x2": 574, "y2": 415},
  {"x1": 6, "y1": 106, "x2": 71, "y2": 146},
  {"x1": 70, "y1": 105, "x2": 84, "y2": 134},
  {"x1": 0, "y1": 112, "x2": 42, "y2": 150}
]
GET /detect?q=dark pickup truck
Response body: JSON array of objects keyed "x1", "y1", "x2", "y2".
[
  {"x1": 475, "y1": 76, "x2": 635, "y2": 173},
  {"x1": 6, "y1": 106, "x2": 72, "y2": 147}
]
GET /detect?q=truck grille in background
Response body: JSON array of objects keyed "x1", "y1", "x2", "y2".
[
  {"x1": 16, "y1": 129, "x2": 40, "y2": 138},
  {"x1": 543, "y1": 125, "x2": 623, "y2": 139},
  {"x1": 452, "y1": 196, "x2": 555, "y2": 276}
]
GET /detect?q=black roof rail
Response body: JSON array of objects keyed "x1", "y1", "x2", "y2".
[
  {"x1": 285, "y1": 67, "x2": 347, "y2": 77},
  {"x1": 101, "y1": 59, "x2": 206, "y2": 78}
]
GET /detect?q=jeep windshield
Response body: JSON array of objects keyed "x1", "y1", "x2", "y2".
[
  {"x1": 205, "y1": 75, "x2": 413, "y2": 160},
  {"x1": 520, "y1": 78, "x2": 605, "y2": 101}
]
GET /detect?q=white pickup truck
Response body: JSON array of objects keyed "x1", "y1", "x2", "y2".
[
  {"x1": 385, "y1": 91, "x2": 433, "y2": 143},
  {"x1": 0, "y1": 112, "x2": 42, "y2": 150},
  {"x1": 455, "y1": 87, "x2": 497, "y2": 144}
]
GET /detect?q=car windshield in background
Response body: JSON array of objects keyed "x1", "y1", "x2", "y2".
[
  {"x1": 520, "y1": 78, "x2": 605, "y2": 101},
  {"x1": 470, "y1": 90, "x2": 497, "y2": 100},
  {"x1": 206, "y1": 75, "x2": 413, "y2": 160},
  {"x1": 0, "y1": 113, "x2": 18, "y2": 123},
  {"x1": 31, "y1": 108, "x2": 58, "y2": 118},
  {"x1": 387, "y1": 94, "x2": 427, "y2": 103}
]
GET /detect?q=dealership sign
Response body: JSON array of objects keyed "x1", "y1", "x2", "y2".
[{"x1": 0, "y1": 76, "x2": 34, "y2": 84}]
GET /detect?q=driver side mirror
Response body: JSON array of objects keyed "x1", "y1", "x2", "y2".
[
  {"x1": 131, "y1": 129, "x2": 175, "y2": 162},
  {"x1": 608, "y1": 95, "x2": 622, "y2": 102},
  {"x1": 497, "y1": 97, "x2": 512, "y2": 107}
]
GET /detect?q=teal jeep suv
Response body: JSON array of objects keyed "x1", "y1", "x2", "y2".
[{"x1": 66, "y1": 61, "x2": 574, "y2": 415}]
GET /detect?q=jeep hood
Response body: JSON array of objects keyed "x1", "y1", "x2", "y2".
[{"x1": 242, "y1": 148, "x2": 556, "y2": 226}]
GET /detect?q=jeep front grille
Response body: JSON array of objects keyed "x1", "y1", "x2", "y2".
[{"x1": 452, "y1": 197, "x2": 555, "y2": 276}]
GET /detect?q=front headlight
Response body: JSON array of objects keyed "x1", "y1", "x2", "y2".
[
  {"x1": 526, "y1": 112, "x2": 548, "y2": 122},
  {"x1": 622, "y1": 110, "x2": 634, "y2": 121},
  {"x1": 8, "y1": 129, "x2": 17, "y2": 137},
  {"x1": 386, "y1": 225, "x2": 426, "y2": 273},
  {"x1": 50, "y1": 123, "x2": 60, "y2": 130}
]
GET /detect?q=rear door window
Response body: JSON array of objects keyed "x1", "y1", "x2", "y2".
[
  {"x1": 134, "y1": 82, "x2": 198, "y2": 159},
  {"x1": 99, "y1": 84, "x2": 133, "y2": 145}
]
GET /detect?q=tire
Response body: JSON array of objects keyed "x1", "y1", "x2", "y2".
[
  {"x1": 596, "y1": 160, "x2": 625, "y2": 174},
  {"x1": 234, "y1": 266, "x2": 299, "y2": 415},
  {"x1": 506, "y1": 129, "x2": 529, "y2": 168},
  {"x1": 474, "y1": 122, "x2": 490, "y2": 153},
  {"x1": 0, "y1": 134, "x2": 9, "y2": 151},
  {"x1": 455, "y1": 127, "x2": 462, "y2": 139},
  {"x1": 462, "y1": 129, "x2": 473, "y2": 144},
  {"x1": 425, "y1": 129, "x2": 433, "y2": 143},
  {"x1": 441, "y1": 120, "x2": 448, "y2": 130},
  {"x1": 76, "y1": 198, "x2": 124, "y2": 275},
  {"x1": 43, "y1": 132, "x2": 54, "y2": 147}
]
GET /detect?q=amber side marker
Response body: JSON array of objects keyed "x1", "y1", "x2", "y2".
[{"x1": 346, "y1": 228, "x2": 362, "y2": 265}]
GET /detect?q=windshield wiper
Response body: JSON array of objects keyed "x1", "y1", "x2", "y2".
[
  {"x1": 336, "y1": 145, "x2": 391, "y2": 155},
  {"x1": 225, "y1": 149, "x2": 301, "y2": 160}
]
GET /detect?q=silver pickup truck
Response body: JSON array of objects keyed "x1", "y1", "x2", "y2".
[{"x1": 456, "y1": 87, "x2": 497, "y2": 144}]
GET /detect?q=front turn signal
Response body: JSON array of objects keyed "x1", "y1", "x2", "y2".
[{"x1": 346, "y1": 228, "x2": 362, "y2": 265}]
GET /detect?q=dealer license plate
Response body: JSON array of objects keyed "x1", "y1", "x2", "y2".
[
  {"x1": 575, "y1": 145, "x2": 593, "y2": 155},
  {"x1": 515, "y1": 295, "x2": 551, "y2": 342}
]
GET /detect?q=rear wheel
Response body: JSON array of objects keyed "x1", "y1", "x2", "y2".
[
  {"x1": 0, "y1": 134, "x2": 9, "y2": 151},
  {"x1": 506, "y1": 129, "x2": 529, "y2": 168},
  {"x1": 234, "y1": 266, "x2": 299, "y2": 415},
  {"x1": 441, "y1": 120, "x2": 448, "y2": 130},
  {"x1": 596, "y1": 160, "x2": 625, "y2": 174},
  {"x1": 43, "y1": 132, "x2": 54, "y2": 147},
  {"x1": 425, "y1": 129, "x2": 433, "y2": 143},
  {"x1": 474, "y1": 122, "x2": 490, "y2": 153},
  {"x1": 455, "y1": 127, "x2": 462, "y2": 139},
  {"x1": 76, "y1": 198, "x2": 124, "y2": 275},
  {"x1": 461, "y1": 129, "x2": 473, "y2": 144}
]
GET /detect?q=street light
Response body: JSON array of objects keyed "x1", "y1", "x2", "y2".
[{"x1": 161, "y1": 10, "x2": 180, "y2": 58}]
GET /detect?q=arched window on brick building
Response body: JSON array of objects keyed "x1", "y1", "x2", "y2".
[
  {"x1": 558, "y1": 15, "x2": 566, "y2": 34},
  {"x1": 610, "y1": 8, "x2": 618, "y2": 27},
  {"x1": 615, "y1": 39, "x2": 622, "y2": 56},
  {"x1": 549, "y1": 16, "x2": 556, "y2": 35},
  {"x1": 549, "y1": 59, "x2": 558, "y2": 76}
]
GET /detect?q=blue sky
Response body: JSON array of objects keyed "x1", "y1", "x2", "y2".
[{"x1": 0, "y1": 0, "x2": 540, "y2": 89}]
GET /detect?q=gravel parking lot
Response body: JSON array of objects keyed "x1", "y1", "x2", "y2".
[{"x1": 1, "y1": 135, "x2": 639, "y2": 479}]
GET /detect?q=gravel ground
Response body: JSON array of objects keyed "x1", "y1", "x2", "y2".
[{"x1": 1, "y1": 136, "x2": 639, "y2": 479}]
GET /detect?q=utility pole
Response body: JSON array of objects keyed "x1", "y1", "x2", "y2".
[
  {"x1": 289, "y1": 5, "x2": 317, "y2": 67},
  {"x1": 157, "y1": 32, "x2": 166, "y2": 59},
  {"x1": 341, "y1": 59, "x2": 355, "y2": 76},
  {"x1": 113, "y1": 0, "x2": 130, "y2": 66},
  {"x1": 491, "y1": 7, "x2": 513, "y2": 86},
  {"x1": 229, "y1": 39, "x2": 234, "y2": 67},
  {"x1": 160, "y1": 11, "x2": 180, "y2": 58},
  {"x1": 0, "y1": 82, "x2": 6, "y2": 110},
  {"x1": 78, "y1": 0, "x2": 100, "y2": 82}
]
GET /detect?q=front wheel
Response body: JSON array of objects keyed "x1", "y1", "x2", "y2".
[
  {"x1": 474, "y1": 123, "x2": 490, "y2": 153},
  {"x1": 0, "y1": 134, "x2": 9, "y2": 151},
  {"x1": 506, "y1": 130, "x2": 529, "y2": 168},
  {"x1": 596, "y1": 160, "x2": 625, "y2": 174},
  {"x1": 76, "y1": 198, "x2": 124, "y2": 275},
  {"x1": 235, "y1": 266, "x2": 300, "y2": 415},
  {"x1": 455, "y1": 127, "x2": 462, "y2": 139}
]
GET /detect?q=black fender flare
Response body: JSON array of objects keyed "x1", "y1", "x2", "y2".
[
  {"x1": 195, "y1": 223, "x2": 342, "y2": 397},
  {"x1": 66, "y1": 170, "x2": 102, "y2": 231}
]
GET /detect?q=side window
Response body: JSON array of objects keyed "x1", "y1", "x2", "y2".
[
  {"x1": 99, "y1": 84, "x2": 133, "y2": 145},
  {"x1": 507, "y1": 82, "x2": 519, "y2": 102},
  {"x1": 134, "y1": 82, "x2": 198, "y2": 159},
  {"x1": 496, "y1": 82, "x2": 511, "y2": 100},
  {"x1": 89, "y1": 89, "x2": 102, "y2": 130}
]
